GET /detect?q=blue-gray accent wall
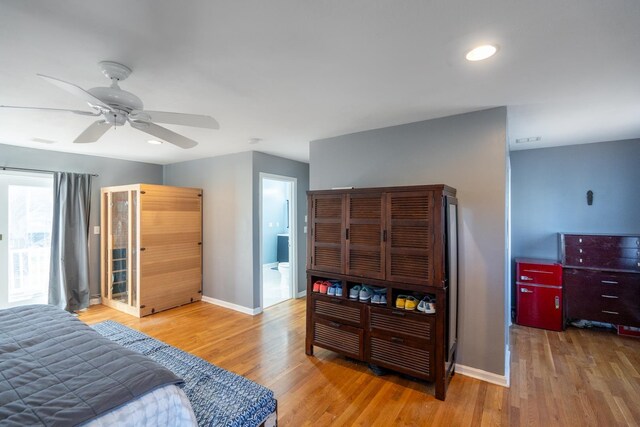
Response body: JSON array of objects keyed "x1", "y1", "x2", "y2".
[{"x1": 511, "y1": 138, "x2": 640, "y2": 261}]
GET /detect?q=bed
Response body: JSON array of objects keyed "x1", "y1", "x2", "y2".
[{"x1": 0, "y1": 305, "x2": 276, "y2": 426}]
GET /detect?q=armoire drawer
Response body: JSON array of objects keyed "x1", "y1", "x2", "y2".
[
  {"x1": 312, "y1": 295, "x2": 364, "y2": 327},
  {"x1": 369, "y1": 306, "x2": 434, "y2": 342},
  {"x1": 369, "y1": 334, "x2": 433, "y2": 380},
  {"x1": 312, "y1": 318, "x2": 364, "y2": 360}
]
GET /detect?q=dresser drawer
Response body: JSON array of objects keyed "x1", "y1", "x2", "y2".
[
  {"x1": 369, "y1": 334, "x2": 433, "y2": 380},
  {"x1": 516, "y1": 260, "x2": 562, "y2": 285},
  {"x1": 564, "y1": 255, "x2": 640, "y2": 272},
  {"x1": 564, "y1": 269, "x2": 640, "y2": 289},
  {"x1": 564, "y1": 235, "x2": 640, "y2": 248},
  {"x1": 369, "y1": 306, "x2": 434, "y2": 343},
  {"x1": 312, "y1": 318, "x2": 364, "y2": 360},
  {"x1": 313, "y1": 294, "x2": 364, "y2": 327},
  {"x1": 565, "y1": 246, "x2": 640, "y2": 260}
]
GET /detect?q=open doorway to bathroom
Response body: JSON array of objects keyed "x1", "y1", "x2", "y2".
[{"x1": 260, "y1": 173, "x2": 296, "y2": 309}]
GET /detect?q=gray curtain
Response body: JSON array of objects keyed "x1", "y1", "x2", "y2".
[{"x1": 48, "y1": 172, "x2": 92, "y2": 312}]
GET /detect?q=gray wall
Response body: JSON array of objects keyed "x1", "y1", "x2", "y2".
[
  {"x1": 511, "y1": 137, "x2": 640, "y2": 263},
  {"x1": 163, "y1": 152, "x2": 254, "y2": 308},
  {"x1": 310, "y1": 108, "x2": 508, "y2": 375},
  {"x1": 0, "y1": 143, "x2": 163, "y2": 298},
  {"x1": 252, "y1": 151, "x2": 310, "y2": 307}
]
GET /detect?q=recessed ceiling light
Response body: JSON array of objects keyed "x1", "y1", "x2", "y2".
[
  {"x1": 515, "y1": 136, "x2": 542, "y2": 144},
  {"x1": 466, "y1": 45, "x2": 498, "y2": 61},
  {"x1": 248, "y1": 138, "x2": 262, "y2": 145},
  {"x1": 147, "y1": 139, "x2": 163, "y2": 145}
]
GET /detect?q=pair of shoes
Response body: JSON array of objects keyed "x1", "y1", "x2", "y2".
[
  {"x1": 417, "y1": 296, "x2": 436, "y2": 314},
  {"x1": 327, "y1": 282, "x2": 343, "y2": 297},
  {"x1": 395, "y1": 295, "x2": 419, "y2": 311},
  {"x1": 359, "y1": 285, "x2": 374, "y2": 302},
  {"x1": 371, "y1": 288, "x2": 387, "y2": 304},
  {"x1": 319, "y1": 281, "x2": 329, "y2": 294},
  {"x1": 312, "y1": 280, "x2": 323, "y2": 292},
  {"x1": 349, "y1": 285, "x2": 361, "y2": 299}
]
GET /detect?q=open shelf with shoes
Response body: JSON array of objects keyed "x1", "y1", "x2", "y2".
[{"x1": 305, "y1": 184, "x2": 459, "y2": 401}]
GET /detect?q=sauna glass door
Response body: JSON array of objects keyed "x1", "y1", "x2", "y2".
[{"x1": 107, "y1": 190, "x2": 137, "y2": 306}]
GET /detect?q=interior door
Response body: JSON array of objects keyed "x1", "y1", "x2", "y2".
[
  {"x1": 346, "y1": 193, "x2": 385, "y2": 279},
  {"x1": 0, "y1": 171, "x2": 53, "y2": 308}
]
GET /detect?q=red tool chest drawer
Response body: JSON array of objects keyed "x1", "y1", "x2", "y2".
[{"x1": 516, "y1": 258, "x2": 563, "y2": 285}]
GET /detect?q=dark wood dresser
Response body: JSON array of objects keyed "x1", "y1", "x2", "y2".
[
  {"x1": 306, "y1": 185, "x2": 458, "y2": 400},
  {"x1": 560, "y1": 233, "x2": 640, "y2": 328}
]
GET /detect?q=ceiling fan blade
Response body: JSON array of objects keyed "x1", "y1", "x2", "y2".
[
  {"x1": 0, "y1": 105, "x2": 100, "y2": 116},
  {"x1": 130, "y1": 121, "x2": 198, "y2": 149},
  {"x1": 37, "y1": 74, "x2": 113, "y2": 112},
  {"x1": 74, "y1": 120, "x2": 112, "y2": 144},
  {"x1": 132, "y1": 110, "x2": 219, "y2": 129}
]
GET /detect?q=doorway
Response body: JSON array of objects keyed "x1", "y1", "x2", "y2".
[
  {"x1": 260, "y1": 173, "x2": 296, "y2": 309},
  {"x1": 0, "y1": 171, "x2": 53, "y2": 308}
]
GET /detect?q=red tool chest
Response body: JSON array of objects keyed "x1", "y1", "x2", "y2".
[{"x1": 516, "y1": 258, "x2": 563, "y2": 331}]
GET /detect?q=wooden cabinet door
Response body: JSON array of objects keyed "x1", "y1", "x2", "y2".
[
  {"x1": 346, "y1": 193, "x2": 385, "y2": 279},
  {"x1": 385, "y1": 191, "x2": 435, "y2": 285},
  {"x1": 310, "y1": 194, "x2": 345, "y2": 273}
]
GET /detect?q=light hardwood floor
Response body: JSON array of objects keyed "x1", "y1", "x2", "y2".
[{"x1": 79, "y1": 299, "x2": 640, "y2": 426}]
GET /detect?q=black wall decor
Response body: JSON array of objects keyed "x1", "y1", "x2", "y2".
[{"x1": 587, "y1": 190, "x2": 593, "y2": 205}]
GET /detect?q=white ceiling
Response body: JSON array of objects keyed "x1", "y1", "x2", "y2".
[{"x1": 1, "y1": 1, "x2": 639, "y2": 164}]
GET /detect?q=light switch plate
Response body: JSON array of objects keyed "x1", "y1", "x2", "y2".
[{"x1": 93, "y1": 226, "x2": 100, "y2": 235}]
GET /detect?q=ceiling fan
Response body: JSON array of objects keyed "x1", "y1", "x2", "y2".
[{"x1": 0, "y1": 61, "x2": 219, "y2": 149}]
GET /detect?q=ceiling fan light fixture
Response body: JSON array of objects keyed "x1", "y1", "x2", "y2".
[
  {"x1": 465, "y1": 44, "x2": 498, "y2": 61},
  {"x1": 147, "y1": 139, "x2": 163, "y2": 145}
]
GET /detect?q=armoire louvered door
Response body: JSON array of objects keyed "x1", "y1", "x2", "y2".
[
  {"x1": 310, "y1": 194, "x2": 345, "y2": 273},
  {"x1": 385, "y1": 191, "x2": 435, "y2": 285},
  {"x1": 346, "y1": 193, "x2": 385, "y2": 279}
]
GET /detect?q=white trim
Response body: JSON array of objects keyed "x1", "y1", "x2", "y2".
[
  {"x1": 296, "y1": 290, "x2": 307, "y2": 298},
  {"x1": 89, "y1": 296, "x2": 102, "y2": 306},
  {"x1": 504, "y1": 343, "x2": 511, "y2": 387},
  {"x1": 201, "y1": 295, "x2": 262, "y2": 316},
  {"x1": 456, "y1": 363, "x2": 510, "y2": 387},
  {"x1": 262, "y1": 262, "x2": 278, "y2": 269}
]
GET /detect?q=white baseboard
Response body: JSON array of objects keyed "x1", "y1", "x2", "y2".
[
  {"x1": 456, "y1": 363, "x2": 509, "y2": 387},
  {"x1": 201, "y1": 296, "x2": 262, "y2": 316},
  {"x1": 503, "y1": 343, "x2": 511, "y2": 387},
  {"x1": 89, "y1": 297, "x2": 102, "y2": 306},
  {"x1": 296, "y1": 290, "x2": 307, "y2": 298}
]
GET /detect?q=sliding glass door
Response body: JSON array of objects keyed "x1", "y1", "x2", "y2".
[{"x1": 0, "y1": 172, "x2": 53, "y2": 308}]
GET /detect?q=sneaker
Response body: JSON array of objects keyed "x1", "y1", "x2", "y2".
[
  {"x1": 335, "y1": 284, "x2": 343, "y2": 297},
  {"x1": 417, "y1": 297, "x2": 428, "y2": 312},
  {"x1": 319, "y1": 281, "x2": 330, "y2": 294},
  {"x1": 395, "y1": 295, "x2": 407, "y2": 309},
  {"x1": 380, "y1": 294, "x2": 387, "y2": 305},
  {"x1": 349, "y1": 285, "x2": 362, "y2": 299},
  {"x1": 425, "y1": 296, "x2": 436, "y2": 314},
  {"x1": 313, "y1": 281, "x2": 322, "y2": 292},
  {"x1": 359, "y1": 286, "x2": 373, "y2": 302},
  {"x1": 404, "y1": 296, "x2": 418, "y2": 311},
  {"x1": 372, "y1": 294, "x2": 381, "y2": 304},
  {"x1": 327, "y1": 284, "x2": 337, "y2": 296}
]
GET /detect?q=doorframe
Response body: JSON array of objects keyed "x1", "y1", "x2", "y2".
[{"x1": 258, "y1": 172, "x2": 297, "y2": 311}]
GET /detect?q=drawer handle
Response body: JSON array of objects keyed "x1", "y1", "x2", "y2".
[
  {"x1": 579, "y1": 249, "x2": 583, "y2": 254},
  {"x1": 522, "y1": 269, "x2": 553, "y2": 274},
  {"x1": 601, "y1": 280, "x2": 618, "y2": 285},
  {"x1": 520, "y1": 276, "x2": 533, "y2": 281},
  {"x1": 602, "y1": 310, "x2": 619, "y2": 315},
  {"x1": 520, "y1": 288, "x2": 533, "y2": 294},
  {"x1": 601, "y1": 294, "x2": 619, "y2": 299},
  {"x1": 391, "y1": 337, "x2": 404, "y2": 344},
  {"x1": 329, "y1": 321, "x2": 341, "y2": 328},
  {"x1": 391, "y1": 311, "x2": 406, "y2": 317}
]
